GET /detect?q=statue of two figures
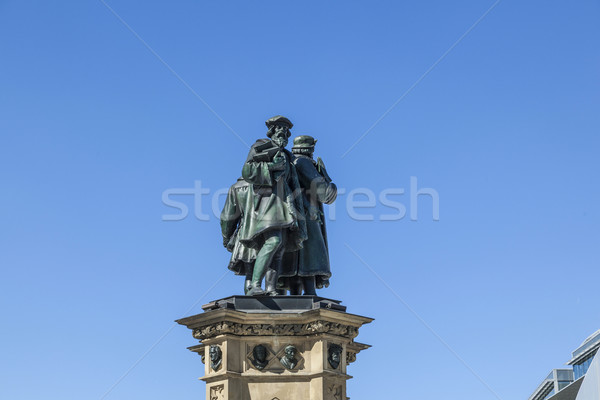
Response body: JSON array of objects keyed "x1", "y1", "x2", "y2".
[{"x1": 220, "y1": 116, "x2": 337, "y2": 296}]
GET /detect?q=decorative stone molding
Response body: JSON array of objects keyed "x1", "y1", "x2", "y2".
[
  {"x1": 327, "y1": 383, "x2": 343, "y2": 400},
  {"x1": 346, "y1": 340, "x2": 370, "y2": 365},
  {"x1": 210, "y1": 384, "x2": 224, "y2": 400},
  {"x1": 177, "y1": 297, "x2": 373, "y2": 400},
  {"x1": 187, "y1": 344, "x2": 206, "y2": 363},
  {"x1": 193, "y1": 320, "x2": 359, "y2": 341},
  {"x1": 346, "y1": 351, "x2": 357, "y2": 364}
]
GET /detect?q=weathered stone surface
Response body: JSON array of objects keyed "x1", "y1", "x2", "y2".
[{"x1": 177, "y1": 297, "x2": 372, "y2": 400}]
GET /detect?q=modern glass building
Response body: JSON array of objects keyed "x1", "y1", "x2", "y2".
[
  {"x1": 528, "y1": 369, "x2": 574, "y2": 400},
  {"x1": 528, "y1": 329, "x2": 600, "y2": 400},
  {"x1": 568, "y1": 330, "x2": 600, "y2": 381}
]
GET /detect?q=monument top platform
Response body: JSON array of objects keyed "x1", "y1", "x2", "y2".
[{"x1": 201, "y1": 295, "x2": 346, "y2": 313}]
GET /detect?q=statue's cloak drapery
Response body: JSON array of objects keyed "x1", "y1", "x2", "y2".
[
  {"x1": 280, "y1": 154, "x2": 337, "y2": 281},
  {"x1": 239, "y1": 139, "x2": 307, "y2": 252},
  {"x1": 220, "y1": 178, "x2": 257, "y2": 275}
]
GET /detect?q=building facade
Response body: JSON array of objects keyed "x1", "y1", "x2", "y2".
[
  {"x1": 528, "y1": 330, "x2": 600, "y2": 400},
  {"x1": 528, "y1": 369, "x2": 574, "y2": 400},
  {"x1": 568, "y1": 330, "x2": 600, "y2": 381}
]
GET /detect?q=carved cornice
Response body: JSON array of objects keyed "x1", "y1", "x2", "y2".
[
  {"x1": 346, "y1": 351, "x2": 357, "y2": 364},
  {"x1": 193, "y1": 320, "x2": 359, "y2": 341},
  {"x1": 345, "y1": 341, "x2": 370, "y2": 365}
]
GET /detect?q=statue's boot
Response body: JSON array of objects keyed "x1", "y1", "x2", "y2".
[
  {"x1": 247, "y1": 284, "x2": 265, "y2": 296},
  {"x1": 244, "y1": 264, "x2": 254, "y2": 295},
  {"x1": 264, "y1": 269, "x2": 279, "y2": 296},
  {"x1": 248, "y1": 260, "x2": 268, "y2": 296},
  {"x1": 249, "y1": 230, "x2": 283, "y2": 297}
]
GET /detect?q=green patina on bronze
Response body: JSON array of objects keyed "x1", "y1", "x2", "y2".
[{"x1": 220, "y1": 116, "x2": 337, "y2": 296}]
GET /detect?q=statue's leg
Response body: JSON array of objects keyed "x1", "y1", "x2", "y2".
[
  {"x1": 288, "y1": 277, "x2": 303, "y2": 295},
  {"x1": 302, "y1": 276, "x2": 317, "y2": 296},
  {"x1": 265, "y1": 230, "x2": 286, "y2": 296},
  {"x1": 248, "y1": 230, "x2": 283, "y2": 296},
  {"x1": 244, "y1": 262, "x2": 253, "y2": 295}
]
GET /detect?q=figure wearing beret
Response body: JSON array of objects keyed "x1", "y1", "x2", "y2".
[
  {"x1": 239, "y1": 116, "x2": 307, "y2": 296},
  {"x1": 280, "y1": 135, "x2": 337, "y2": 295}
]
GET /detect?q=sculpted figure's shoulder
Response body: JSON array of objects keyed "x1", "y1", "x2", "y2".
[
  {"x1": 293, "y1": 154, "x2": 315, "y2": 167},
  {"x1": 232, "y1": 177, "x2": 249, "y2": 190},
  {"x1": 293, "y1": 155, "x2": 319, "y2": 179},
  {"x1": 252, "y1": 138, "x2": 270, "y2": 148},
  {"x1": 242, "y1": 139, "x2": 275, "y2": 186}
]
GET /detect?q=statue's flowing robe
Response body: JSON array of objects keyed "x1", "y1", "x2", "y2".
[
  {"x1": 239, "y1": 139, "x2": 307, "y2": 252},
  {"x1": 280, "y1": 154, "x2": 337, "y2": 283},
  {"x1": 220, "y1": 178, "x2": 257, "y2": 275}
]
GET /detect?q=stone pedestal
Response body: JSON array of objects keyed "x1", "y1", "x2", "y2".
[{"x1": 177, "y1": 296, "x2": 373, "y2": 400}]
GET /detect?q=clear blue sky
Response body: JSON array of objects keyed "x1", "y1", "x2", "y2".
[{"x1": 1, "y1": 1, "x2": 599, "y2": 399}]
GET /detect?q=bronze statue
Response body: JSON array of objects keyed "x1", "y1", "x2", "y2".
[
  {"x1": 209, "y1": 345, "x2": 222, "y2": 371},
  {"x1": 238, "y1": 116, "x2": 307, "y2": 296},
  {"x1": 222, "y1": 117, "x2": 338, "y2": 297},
  {"x1": 251, "y1": 344, "x2": 269, "y2": 370},
  {"x1": 280, "y1": 135, "x2": 337, "y2": 295},
  {"x1": 220, "y1": 178, "x2": 258, "y2": 294},
  {"x1": 328, "y1": 343, "x2": 342, "y2": 369},
  {"x1": 279, "y1": 344, "x2": 298, "y2": 370}
]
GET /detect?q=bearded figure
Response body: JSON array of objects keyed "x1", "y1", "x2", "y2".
[{"x1": 239, "y1": 116, "x2": 307, "y2": 296}]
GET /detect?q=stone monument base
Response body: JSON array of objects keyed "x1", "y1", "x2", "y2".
[{"x1": 177, "y1": 296, "x2": 373, "y2": 400}]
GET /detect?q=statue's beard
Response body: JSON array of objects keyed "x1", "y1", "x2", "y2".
[{"x1": 272, "y1": 136, "x2": 288, "y2": 148}]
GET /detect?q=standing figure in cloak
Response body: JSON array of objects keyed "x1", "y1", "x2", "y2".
[
  {"x1": 280, "y1": 135, "x2": 337, "y2": 295},
  {"x1": 220, "y1": 177, "x2": 258, "y2": 294},
  {"x1": 239, "y1": 115, "x2": 307, "y2": 296}
]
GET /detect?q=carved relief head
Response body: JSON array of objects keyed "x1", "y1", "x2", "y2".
[
  {"x1": 328, "y1": 343, "x2": 343, "y2": 369},
  {"x1": 251, "y1": 344, "x2": 269, "y2": 370},
  {"x1": 209, "y1": 344, "x2": 222, "y2": 371},
  {"x1": 284, "y1": 344, "x2": 297, "y2": 359},
  {"x1": 280, "y1": 344, "x2": 298, "y2": 370}
]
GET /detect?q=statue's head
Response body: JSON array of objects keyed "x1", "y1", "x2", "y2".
[
  {"x1": 253, "y1": 344, "x2": 267, "y2": 362},
  {"x1": 328, "y1": 344, "x2": 342, "y2": 369},
  {"x1": 284, "y1": 345, "x2": 297, "y2": 360},
  {"x1": 209, "y1": 345, "x2": 221, "y2": 362},
  {"x1": 292, "y1": 135, "x2": 317, "y2": 157},
  {"x1": 266, "y1": 115, "x2": 293, "y2": 149}
]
